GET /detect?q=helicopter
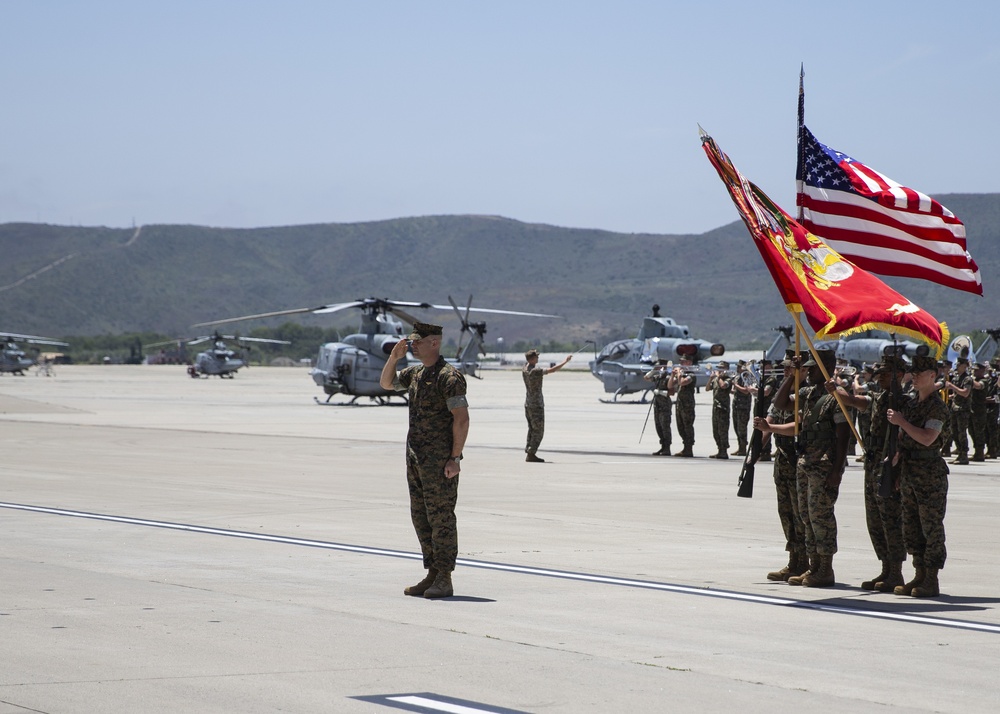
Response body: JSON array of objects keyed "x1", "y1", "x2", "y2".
[
  {"x1": 1, "y1": 332, "x2": 69, "y2": 375},
  {"x1": 588, "y1": 305, "x2": 725, "y2": 401},
  {"x1": 146, "y1": 332, "x2": 291, "y2": 378},
  {"x1": 194, "y1": 296, "x2": 558, "y2": 404}
]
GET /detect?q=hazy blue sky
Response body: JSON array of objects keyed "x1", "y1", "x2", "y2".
[{"x1": 2, "y1": 1, "x2": 997, "y2": 235}]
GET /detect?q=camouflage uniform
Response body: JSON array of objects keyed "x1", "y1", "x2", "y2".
[
  {"x1": 986, "y1": 366, "x2": 1000, "y2": 458},
  {"x1": 708, "y1": 372, "x2": 731, "y2": 455},
  {"x1": 758, "y1": 372, "x2": 779, "y2": 459},
  {"x1": 646, "y1": 369, "x2": 672, "y2": 454},
  {"x1": 796, "y1": 384, "x2": 848, "y2": 558},
  {"x1": 732, "y1": 380, "x2": 751, "y2": 454},
  {"x1": 523, "y1": 364, "x2": 546, "y2": 456},
  {"x1": 970, "y1": 370, "x2": 988, "y2": 459},
  {"x1": 769, "y1": 401, "x2": 804, "y2": 559},
  {"x1": 396, "y1": 356, "x2": 469, "y2": 574},
  {"x1": 948, "y1": 370, "x2": 972, "y2": 460},
  {"x1": 675, "y1": 374, "x2": 696, "y2": 450},
  {"x1": 898, "y1": 390, "x2": 950, "y2": 570},
  {"x1": 862, "y1": 386, "x2": 906, "y2": 564}
]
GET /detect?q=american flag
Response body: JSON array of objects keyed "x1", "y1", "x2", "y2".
[{"x1": 795, "y1": 125, "x2": 982, "y2": 295}]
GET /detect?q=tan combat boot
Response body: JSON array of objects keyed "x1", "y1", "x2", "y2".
[
  {"x1": 767, "y1": 551, "x2": 801, "y2": 582},
  {"x1": 894, "y1": 567, "x2": 926, "y2": 596},
  {"x1": 861, "y1": 560, "x2": 890, "y2": 591},
  {"x1": 802, "y1": 554, "x2": 835, "y2": 587},
  {"x1": 787, "y1": 556, "x2": 818, "y2": 586},
  {"x1": 911, "y1": 568, "x2": 940, "y2": 598},
  {"x1": 874, "y1": 561, "x2": 905, "y2": 593},
  {"x1": 674, "y1": 446, "x2": 694, "y2": 457},
  {"x1": 423, "y1": 570, "x2": 454, "y2": 599},
  {"x1": 404, "y1": 568, "x2": 438, "y2": 597}
]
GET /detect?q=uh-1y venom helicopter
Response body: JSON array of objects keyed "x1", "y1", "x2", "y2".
[
  {"x1": 1, "y1": 332, "x2": 70, "y2": 375},
  {"x1": 194, "y1": 296, "x2": 558, "y2": 404},
  {"x1": 146, "y1": 331, "x2": 291, "y2": 378},
  {"x1": 589, "y1": 305, "x2": 725, "y2": 401}
]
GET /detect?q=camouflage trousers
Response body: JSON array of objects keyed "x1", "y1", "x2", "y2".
[
  {"x1": 796, "y1": 453, "x2": 841, "y2": 557},
  {"x1": 406, "y1": 451, "x2": 459, "y2": 573},
  {"x1": 675, "y1": 402, "x2": 695, "y2": 447},
  {"x1": 772, "y1": 448, "x2": 805, "y2": 555},
  {"x1": 899, "y1": 456, "x2": 949, "y2": 569},
  {"x1": 652, "y1": 394, "x2": 672, "y2": 450},
  {"x1": 525, "y1": 403, "x2": 545, "y2": 455},
  {"x1": 711, "y1": 404, "x2": 730, "y2": 452},
  {"x1": 732, "y1": 402, "x2": 750, "y2": 452},
  {"x1": 863, "y1": 461, "x2": 905, "y2": 562},
  {"x1": 950, "y1": 411, "x2": 970, "y2": 457},
  {"x1": 970, "y1": 407, "x2": 988, "y2": 452},
  {"x1": 988, "y1": 406, "x2": 1000, "y2": 455}
]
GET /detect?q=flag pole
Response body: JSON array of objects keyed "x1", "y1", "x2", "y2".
[
  {"x1": 796, "y1": 64, "x2": 806, "y2": 223},
  {"x1": 794, "y1": 314, "x2": 800, "y2": 436},
  {"x1": 790, "y1": 311, "x2": 865, "y2": 452}
]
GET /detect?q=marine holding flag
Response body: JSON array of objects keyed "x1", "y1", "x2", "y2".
[{"x1": 700, "y1": 131, "x2": 947, "y2": 355}]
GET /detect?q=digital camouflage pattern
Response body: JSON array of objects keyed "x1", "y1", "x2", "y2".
[
  {"x1": 970, "y1": 374, "x2": 988, "y2": 455},
  {"x1": 949, "y1": 371, "x2": 973, "y2": 458},
  {"x1": 795, "y1": 384, "x2": 846, "y2": 557},
  {"x1": 675, "y1": 375, "x2": 696, "y2": 448},
  {"x1": 648, "y1": 371, "x2": 673, "y2": 452},
  {"x1": 523, "y1": 364, "x2": 546, "y2": 455},
  {"x1": 898, "y1": 390, "x2": 950, "y2": 570},
  {"x1": 397, "y1": 357, "x2": 468, "y2": 573},
  {"x1": 863, "y1": 387, "x2": 905, "y2": 562},
  {"x1": 708, "y1": 373, "x2": 731, "y2": 453},
  {"x1": 732, "y1": 386, "x2": 751, "y2": 453},
  {"x1": 768, "y1": 402, "x2": 804, "y2": 556}
]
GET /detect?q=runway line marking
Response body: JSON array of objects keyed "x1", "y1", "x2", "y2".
[
  {"x1": 351, "y1": 692, "x2": 529, "y2": 713},
  {"x1": 4, "y1": 500, "x2": 999, "y2": 635}
]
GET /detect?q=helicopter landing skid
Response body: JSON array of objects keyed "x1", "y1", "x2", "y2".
[
  {"x1": 599, "y1": 390, "x2": 652, "y2": 404},
  {"x1": 313, "y1": 395, "x2": 408, "y2": 406}
]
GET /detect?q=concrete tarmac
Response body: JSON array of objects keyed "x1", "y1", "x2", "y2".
[{"x1": 2, "y1": 366, "x2": 999, "y2": 713}]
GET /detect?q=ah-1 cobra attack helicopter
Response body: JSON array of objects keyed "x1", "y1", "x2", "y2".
[
  {"x1": 194, "y1": 296, "x2": 558, "y2": 404},
  {"x1": 588, "y1": 305, "x2": 725, "y2": 401},
  {"x1": 146, "y1": 331, "x2": 291, "y2": 378},
  {"x1": 1, "y1": 332, "x2": 70, "y2": 375}
]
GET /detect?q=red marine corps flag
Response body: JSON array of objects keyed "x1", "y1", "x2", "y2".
[{"x1": 700, "y1": 130, "x2": 948, "y2": 355}]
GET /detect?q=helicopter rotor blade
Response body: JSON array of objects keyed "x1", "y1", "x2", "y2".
[
  {"x1": 390, "y1": 307, "x2": 423, "y2": 326},
  {"x1": 427, "y1": 304, "x2": 561, "y2": 318}
]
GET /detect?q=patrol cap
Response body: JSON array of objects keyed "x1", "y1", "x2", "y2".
[
  {"x1": 908, "y1": 355, "x2": 938, "y2": 373},
  {"x1": 873, "y1": 355, "x2": 907, "y2": 376},
  {"x1": 956, "y1": 357, "x2": 969, "y2": 365},
  {"x1": 802, "y1": 349, "x2": 836, "y2": 371},
  {"x1": 407, "y1": 322, "x2": 443, "y2": 340},
  {"x1": 974, "y1": 361, "x2": 988, "y2": 370},
  {"x1": 737, "y1": 359, "x2": 747, "y2": 367},
  {"x1": 524, "y1": 348, "x2": 540, "y2": 359},
  {"x1": 940, "y1": 359, "x2": 953, "y2": 368},
  {"x1": 717, "y1": 360, "x2": 730, "y2": 370}
]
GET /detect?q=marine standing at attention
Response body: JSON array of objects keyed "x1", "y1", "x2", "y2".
[
  {"x1": 670, "y1": 356, "x2": 697, "y2": 457},
  {"x1": 643, "y1": 360, "x2": 675, "y2": 456},
  {"x1": 755, "y1": 350, "x2": 848, "y2": 588},
  {"x1": 707, "y1": 361, "x2": 732, "y2": 459},
  {"x1": 731, "y1": 360, "x2": 752, "y2": 457},
  {"x1": 944, "y1": 357, "x2": 972, "y2": 465},
  {"x1": 380, "y1": 322, "x2": 470, "y2": 599},
  {"x1": 887, "y1": 354, "x2": 951, "y2": 598},
  {"x1": 522, "y1": 348, "x2": 572, "y2": 463}
]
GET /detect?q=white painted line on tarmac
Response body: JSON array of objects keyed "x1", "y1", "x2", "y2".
[
  {"x1": 4, "y1": 500, "x2": 999, "y2": 635},
  {"x1": 352, "y1": 692, "x2": 529, "y2": 713}
]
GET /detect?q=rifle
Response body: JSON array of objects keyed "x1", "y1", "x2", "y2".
[{"x1": 738, "y1": 352, "x2": 767, "y2": 498}]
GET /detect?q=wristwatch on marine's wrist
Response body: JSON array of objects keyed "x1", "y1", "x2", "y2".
[{"x1": 448, "y1": 454, "x2": 463, "y2": 462}]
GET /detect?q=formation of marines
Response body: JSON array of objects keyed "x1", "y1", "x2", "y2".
[{"x1": 381, "y1": 316, "x2": 999, "y2": 600}]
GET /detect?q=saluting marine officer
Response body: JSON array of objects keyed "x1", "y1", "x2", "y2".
[{"x1": 380, "y1": 322, "x2": 470, "y2": 599}]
